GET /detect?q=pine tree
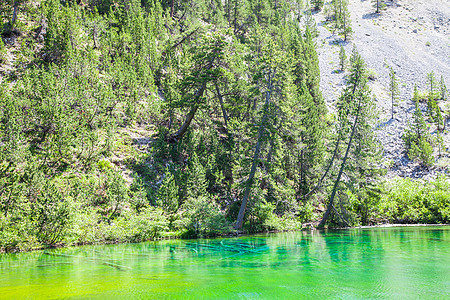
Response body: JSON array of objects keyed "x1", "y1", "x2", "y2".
[
  {"x1": 435, "y1": 102, "x2": 444, "y2": 132},
  {"x1": 439, "y1": 75, "x2": 447, "y2": 101},
  {"x1": 288, "y1": 24, "x2": 327, "y2": 199},
  {"x1": 331, "y1": 0, "x2": 352, "y2": 40},
  {"x1": 339, "y1": 45, "x2": 347, "y2": 71},
  {"x1": 311, "y1": 0, "x2": 324, "y2": 11},
  {"x1": 439, "y1": 75, "x2": 449, "y2": 131},
  {"x1": 340, "y1": 0, "x2": 352, "y2": 41},
  {"x1": 168, "y1": 30, "x2": 232, "y2": 142},
  {"x1": 319, "y1": 48, "x2": 380, "y2": 227},
  {"x1": 301, "y1": 26, "x2": 326, "y2": 113},
  {"x1": 157, "y1": 168, "x2": 179, "y2": 213},
  {"x1": 332, "y1": 0, "x2": 341, "y2": 33},
  {"x1": 389, "y1": 66, "x2": 399, "y2": 119},
  {"x1": 226, "y1": 0, "x2": 250, "y2": 35},
  {"x1": 411, "y1": 85, "x2": 429, "y2": 139},
  {"x1": 248, "y1": 0, "x2": 271, "y2": 27},
  {"x1": 403, "y1": 85, "x2": 434, "y2": 166},
  {"x1": 426, "y1": 71, "x2": 444, "y2": 131},
  {"x1": 427, "y1": 71, "x2": 436, "y2": 96},
  {"x1": 234, "y1": 26, "x2": 294, "y2": 229},
  {"x1": 373, "y1": 0, "x2": 385, "y2": 14},
  {"x1": 186, "y1": 152, "x2": 209, "y2": 200},
  {"x1": 297, "y1": 83, "x2": 326, "y2": 198}
]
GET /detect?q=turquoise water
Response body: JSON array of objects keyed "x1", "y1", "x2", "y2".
[{"x1": 1, "y1": 226, "x2": 449, "y2": 299}]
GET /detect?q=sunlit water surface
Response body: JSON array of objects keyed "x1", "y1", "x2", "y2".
[{"x1": 1, "y1": 226, "x2": 449, "y2": 299}]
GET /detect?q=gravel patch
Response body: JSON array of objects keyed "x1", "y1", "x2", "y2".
[{"x1": 314, "y1": 0, "x2": 449, "y2": 179}]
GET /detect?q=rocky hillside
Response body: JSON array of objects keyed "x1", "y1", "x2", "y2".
[{"x1": 313, "y1": 0, "x2": 449, "y2": 179}]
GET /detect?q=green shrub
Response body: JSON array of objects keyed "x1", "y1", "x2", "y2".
[
  {"x1": 367, "y1": 68, "x2": 378, "y2": 81},
  {"x1": 32, "y1": 182, "x2": 74, "y2": 245},
  {"x1": 377, "y1": 177, "x2": 449, "y2": 224},
  {"x1": 174, "y1": 196, "x2": 230, "y2": 237},
  {"x1": 408, "y1": 138, "x2": 434, "y2": 166},
  {"x1": 0, "y1": 38, "x2": 6, "y2": 63},
  {"x1": 156, "y1": 168, "x2": 179, "y2": 213},
  {"x1": 118, "y1": 207, "x2": 169, "y2": 242},
  {"x1": 244, "y1": 200, "x2": 281, "y2": 233},
  {"x1": 68, "y1": 208, "x2": 105, "y2": 245},
  {"x1": 297, "y1": 201, "x2": 316, "y2": 223},
  {"x1": 0, "y1": 215, "x2": 39, "y2": 252}
]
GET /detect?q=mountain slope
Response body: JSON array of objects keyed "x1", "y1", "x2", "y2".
[{"x1": 313, "y1": 0, "x2": 449, "y2": 178}]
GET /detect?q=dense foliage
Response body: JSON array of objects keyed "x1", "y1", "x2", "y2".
[{"x1": 0, "y1": 1, "x2": 448, "y2": 252}]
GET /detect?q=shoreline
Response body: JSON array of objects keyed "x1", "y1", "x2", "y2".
[{"x1": 1, "y1": 223, "x2": 448, "y2": 254}]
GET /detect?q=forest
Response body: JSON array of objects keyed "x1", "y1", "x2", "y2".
[{"x1": 0, "y1": 0, "x2": 448, "y2": 252}]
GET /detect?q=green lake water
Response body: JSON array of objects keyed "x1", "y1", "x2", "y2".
[{"x1": 1, "y1": 226, "x2": 449, "y2": 299}]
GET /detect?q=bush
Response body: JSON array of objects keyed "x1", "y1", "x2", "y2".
[
  {"x1": 297, "y1": 201, "x2": 316, "y2": 223},
  {"x1": 377, "y1": 176, "x2": 449, "y2": 224},
  {"x1": 244, "y1": 200, "x2": 282, "y2": 233},
  {"x1": 156, "y1": 168, "x2": 179, "y2": 213},
  {"x1": 367, "y1": 68, "x2": 378, "y2": 81},
  {"x1": 118, "y1": 207, "x2": 169, "y2": 242},
  {"x1": 68, "y1": 208, "x2": 105, "y2": 245},
  {"x1": 0, "y1": 215, "x2": 39, "y2": 252},
  {"x1": 408, "y1": 138, "x2": 434, "y2": 166},
  {"x1": 0, "y1": 38, "x2": 6, "y2": 63},
  {"x1": 174, "y1": 196, "x2": 230, "y2": 237}
]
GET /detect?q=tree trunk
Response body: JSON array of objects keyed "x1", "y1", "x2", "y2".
[
  {"x1": 302, "y1": 76, "x2": 360, "y2": 202},
  {"x1": 170, "y1": 0, "x2": 175, "y2": 19},
  {"x1": 93, "y1": 24, "x2": 99, "y2": 49},
  {"x1": 11, "y1": 1, "x2": 18, "y2": 26},
  {"x1": 168, "y1": 58, "x2": 215, "y2": 142},
  {"x1": 391, "y1": 95, "x2": 394, "y2": 119},
  {"x1": 168, "y1": 81, "x2": 207, "y2": 142},
  {"x1": 215, "y1": 83, "x2": 228, "y2": 129},
  {"x1": 318, "y1": 97, "x2": 363, "y2": 227},
  {"x1": 299, "y1": 147, "x2": 304, "y2": 198},
  {"x1": 302, "y1": 136, "x2": 341, "y2": 201},
  {"x1": 235, "y1": 72, "x2": 273, "y2": 230}
]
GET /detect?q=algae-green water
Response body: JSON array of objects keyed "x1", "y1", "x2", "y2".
[{"x1": 1, "y1": 226, "x2": 449, "y2": 299}]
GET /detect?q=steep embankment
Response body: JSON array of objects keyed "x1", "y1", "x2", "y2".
[{"x1": 313, "y1": 0, "x2": 450, "y2": 179}]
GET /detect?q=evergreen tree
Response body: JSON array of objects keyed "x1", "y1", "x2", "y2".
[
  {"x1": 389, "y1": 66, "x2": 399, "y2": 119},
  {"x1": 427, "y1": 71, "x2": 436, "y2": 96},
  {"x1": 332, "y1": 0, "x2": 341, "y2": 33},
  {"x1": 225, "y1": 0, "x2": 250, "y2": 35},
  {"x1": 311, "y1": 0, "x2": 324, "y2": 11},
  {"x1": 331, "y1": 0, "x2": 352, "y2": 40},
  {"x1": 319, "y1": 48, "x2": 381, "y2": 227},
  {"x1": 288, "y1": 24, "x2": 327, "y2": 199},
  {"x1": 339, "y1": 45, "x2": 347, "y2": 71},
  {"x1": 186, "y1": 152, "x2": 209, "y2": 200},
  {"x1": 426, "y1": 72, "x2": 444, "y2": 131},
  {"x1": 403, "y1": 85, "x2": 434, "y2": 166},
  {"x1": 168, "y1": 30, "x2": 232, "y2": 142},
  {"x1": 157, "y1": 168, "x2": 179, "y2": 214},
  {"x1": 234, "y1": 26, "x2": 295, "y2": 229},
  {"x1": 439, "y1": 75, "x2": 449, "y2": 131},
  {"x1": 301, "y1": 26, "x2": 326, "y2": 113},
  {"x1": 373, "y1": 0, "x2": 385, "y2": 14},
  {"x1": 439, "y1": 75, "x2": 447, "y2": 101},
  {"x1": 340, "y1": 0, "x2": 352, "y2": 41}
]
